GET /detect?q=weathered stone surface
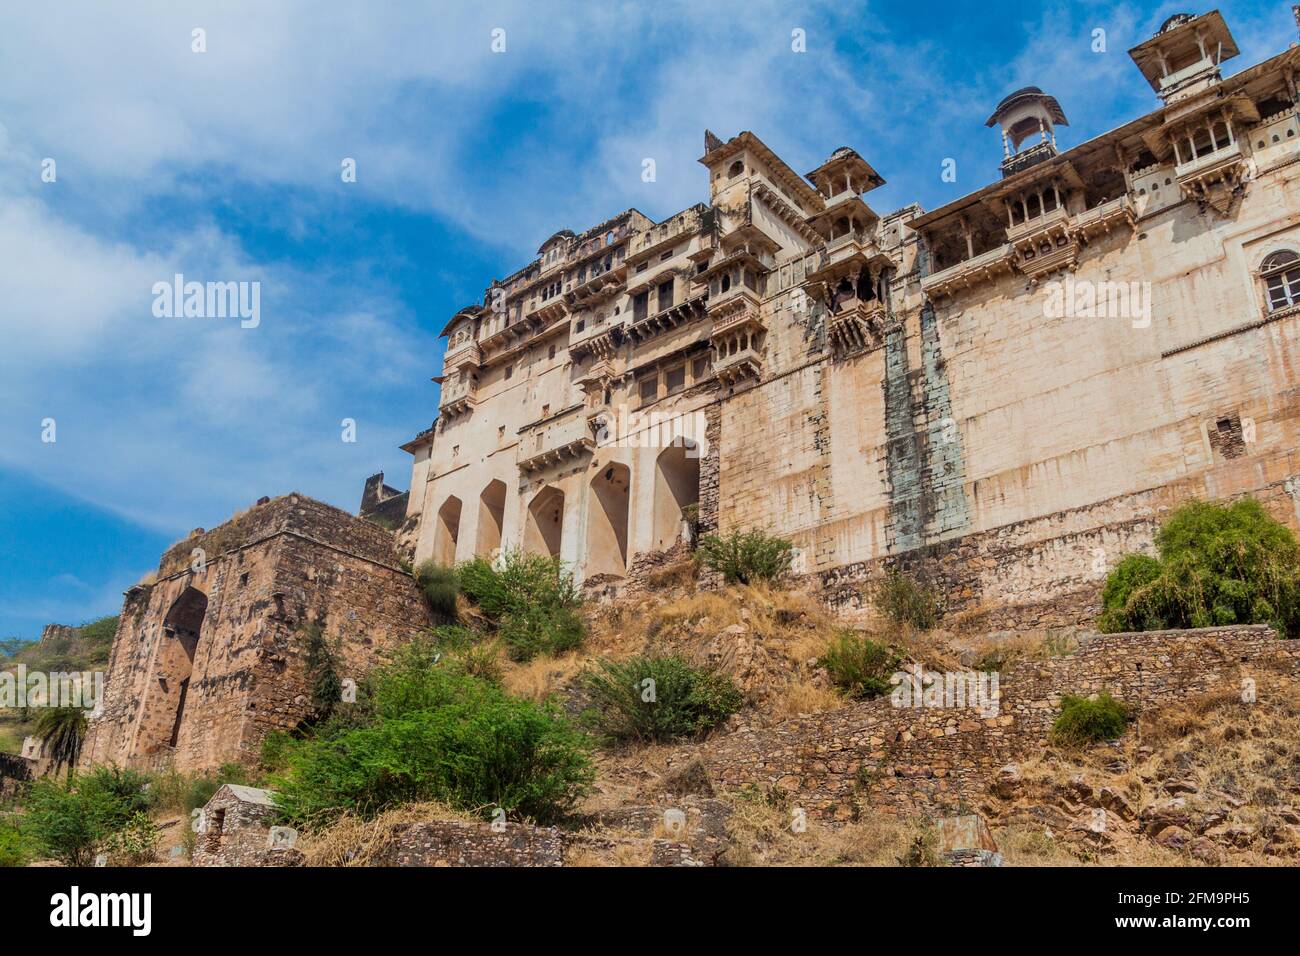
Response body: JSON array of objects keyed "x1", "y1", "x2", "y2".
[
  {"x1": 81, "y1": 494, "x2": 433, "y2": 775},
  {"x1": 694, "y1": 625, "x2": 1299, "y2": 819}
]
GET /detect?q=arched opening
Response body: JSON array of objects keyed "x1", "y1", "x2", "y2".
[
  {"x1": 140, "y1": 586, "x2": 207, "y2": 754},
  {"x1": 524, "y1": 486, "x2": 565, "y2": 558},
  {"x1": 653, "y1": 440, "x2": 700, "y2": 551},
  {"x1": 476, "y1": 480, "x2": 507, "y2": 559},
  {"x1": 586, "y1": 463, "x2": 630, "y2": 578},
  {"x1": 433, "y1": 496, "x2": 462, "y2": 566}
]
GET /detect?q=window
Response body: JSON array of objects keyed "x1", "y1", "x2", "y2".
[
  {"x1": 548, "y1": 344, "x2": 556, "y2": 360},
  {"x1": 665, "y1": 365, "x2": 686, "y2": 393},
  {"x1": 728, "y1": 160, "x2": 744, "y2": 179},
  {"x1": 504, "y1": 365, "x2": 514, "y2": 380},
  {"x1": 660, "y1": 249, "x2": 673, "y2": 262},
  {"x1": 657, "y1": 279, "x2": 674, "y2": 312},
  {"x1": 1262, "y1": 250, "x2": 1300, "y2": 312},
  {"x1": 638, "y1": 374, "x2": 658, "y2": 404},
  {"x1": 575, "y1": 319, "x2": 585, "y2": 333},
  {"x1": 605, "y1": 231, "x2": 615, "y2": 246},
  {"x1": 692, "y1": 356, "x2": 709, "y2": 381},
  {"x1": 633, "y1": 290, "x2": 649, "y2": 322}
]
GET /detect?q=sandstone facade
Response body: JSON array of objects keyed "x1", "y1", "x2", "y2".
[
  {"x1": 398, "y1": 11, "x2": 1300, "y2": 628},
  {"x1": 81, "y1": 494, "x2": 433, "y2": 774}
]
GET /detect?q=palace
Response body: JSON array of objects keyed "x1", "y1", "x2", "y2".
[{"x1": 397, "y1": 10, "x2": 1300, "y2": 628}]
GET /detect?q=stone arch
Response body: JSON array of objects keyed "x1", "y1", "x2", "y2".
[
  {"x1": 653, "y1": 439, "x2": 700, "y2": 551},
  {"x1": 524, "y1": 485, "x2": 565, "y2": 558},
  {"x1": 139, "y1": 586, "x2": 207, "y2": 754},
  {"x1": 476, "y1": 480, "x2": 507, "y2": 559},
  {"x1": 586, "y1": 463, "x2": 630, "y2": 578},
  {"x1": 433, "y1": 495, "x2": 462, "y2": 565}
]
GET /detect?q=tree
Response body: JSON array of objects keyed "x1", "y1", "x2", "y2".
[
  {"x1": 34, "y1": 707, "x2": 88, "y2": 779},
  {"x1": 1099, "y1": 499, "x2": 1300, "y2": 636}
]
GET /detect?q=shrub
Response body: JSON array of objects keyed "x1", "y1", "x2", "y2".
[
  {"x1": 273, "y1": 656, "x2": 592, "y2": 829},
  {"x1": 24, "y1": 770, "x2": 146, "y2": 866},
  {"x1": 104, "y1": 812, "x2": 159, "y2": 865},
  {"x1": 456, "y1": 551, "x2": 584, "y2": 661},
  {"x1": 697, "y1": 529, "x2": 794, "y2": 584},
  {"x1": 259, "y1": 731, "x2": 296, "y2": 775},
  {"x1": 414, "y1": 560, "x2": 459, "y2": 622},
  {"x1": 303, "y1": 625, "x2": 342, "y2": 721},
  {"x1": 872, "y1": 570, "x2": 940, "y2": 630},
  {"x1": 497, "y1": 604, "x2": 585, "y2": 662},
  {"x1": 820, "y1": 633, "x2": 900, "y2": 699},
  {"x1": 1098, "y1": 499, "x2": 1300, "y2": 637},
  {"x1": 1051, "y1": 692, "x2": 1129, "y2": 747},
  {"x1": 581, "y1": 655, "x2": 743, "y2": 743},
  {"x1": 150, "y1": 763, "x2": 255, "y2": 816},
  {"x1": 0, "y1": 817, "x2": 34, "y2": 867},
  {"x1": 80, "y1": 765, "x2": 153, "y2": 816}
]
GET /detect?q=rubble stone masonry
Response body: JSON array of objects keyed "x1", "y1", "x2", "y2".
[
  {"x1": 697, "y1": 625, "x2": 1300, "y2": 820},
  {"x1": 81, "y1": 494, "x2": 433, "y2": 775}
]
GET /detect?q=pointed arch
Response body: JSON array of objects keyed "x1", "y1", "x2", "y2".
[
  {"x1": 524, "y1": 486, "x2": 565, "y2": 558},
  {"x1": 476, "y1": 480, "x2": 507, "y2": 559},
  {"x1": 433, "y1": 495, "x2": 463, "y2": 566},
  {"x1": 587, "y1": 463, "x2": 630, "y2": 577},
  {"x1": 653, "y1": 439, "x2": 700, "y2": 551}
]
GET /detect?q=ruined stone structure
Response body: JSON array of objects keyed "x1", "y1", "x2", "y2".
[
  {"x1": 192, "y1": 784, "x2": 300, "y2": 867},
  {"x1": 399, "y1": 10, "x2": 1300, "y2": 628},
  {"x1": 81, "y1": 495, "x2": 432, "y2": 774},
  {"x1": 358, "y1": 471, "x2": 409, "y2": 529}
]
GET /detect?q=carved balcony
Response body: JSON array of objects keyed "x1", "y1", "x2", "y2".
[
  {"x1": 438, "y1": 377, "x2": 477, "y2": 418},
  {"x1": 442, "y1": 340, "x2": 481, "y2": 374},
  {"x1": 1174, "y1": 140, "x2": 1247, "y2": 212},
  {"x1": 826, "y1": 298, "x2": 887, "y2": 356},
  {"x1": 921, "y1": 244, "x2": 1016, "y2": 300},
  {"x1": 517, "y1": 407, "x2": 595, "y2": 473}
]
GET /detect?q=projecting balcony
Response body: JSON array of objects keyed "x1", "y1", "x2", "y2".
[
  {"x1": 566, "y1": 264, "x2": 626, "y2": 308},
  {"x1": 1174, "y1": 140, "x2": 1247, "y2": 212},
  {"x1": 826, "y1": 298, "x2": 886, "y2": 356},
  {"x1": 1072, "y1": 195, "x2": 1134, "y2": 237},
  {"x1": 442, "y1": 340, "x2": 481, "y2": 373},
  {"x1": 921, "y1": 244, "x2": 1016, "y2": 300},
  {"x1": 709, "y1": 302, "x2": 764, "y2": 386},
  {"x1": 517, "y1": 407, "x2": 594, "y2": 473},
  {"x1": 438, "y1": 377, "x2": 477, "y2": 418}
]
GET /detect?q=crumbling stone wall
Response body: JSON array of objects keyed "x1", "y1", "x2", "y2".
[
  {"x1": 82, "y1": 494, "x2": 433, "y2": 774},
  {"x1": 191, "y1": 784, "x2": 299, "y2": 867},
  {"x1": 698, "y1": 625, "x2": 1300, "y2": 820}
]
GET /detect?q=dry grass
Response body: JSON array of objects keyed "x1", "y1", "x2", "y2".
[
  {"x1": 723, "y1": 796, "x2": 932, "y2": 866},
  {"x1": 297, "y1": 801, "x2": 476, "y2": 867},
  {"x1": 500, "y1": 651, "x2": 586, "y2": 702}
]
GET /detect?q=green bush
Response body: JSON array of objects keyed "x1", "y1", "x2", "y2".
[
  {"x1": 414, "y1": 560, "x2": 459, "y2": 621},
  {"x1": 820, "y1": 633, "x2": 900, "y2": 699},
  {"x1": 872, "y1": 570, "x2": 940, "y2": 630},
  {"x1": 1098, "y1": 499, "x2": 1300, "y2": 637},
  {"x1": 150, "y1": 763, "x2": 255, "y2": 816},
  {"x1": 497, "y1": 604, "x2": 584, "y2": 661},
  {"x1": 696, "y1": 529, "x2": 794, "y2": 584},
  {"x1": 581, "y1": 655, "x2": 743, "y2": 744},
  {"x1": 272, "y1": 648, "x2": 592, "y2": 829},
  {"x1": 104, "y1": 812, "x2": 159, "y2": 865},
  {"x1": 302, "y1": 625, "x2": 342, "y2": 721},
  {"x1": 456, "y1": 551, "x2": 584, "y2": 661},
  {"x1": 0, "y1": 817, "x2": 34, "y2": 867},
  {"x1": 24, "y1": 768, "x2": 151, "y2": 866},
  {"x1": 1051, "y1": 692, "x2": 1129, "y2": 747}
]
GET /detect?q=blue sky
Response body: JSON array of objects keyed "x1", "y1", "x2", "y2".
[{"x1": 1, "y1": 0, "x2": 1295, "y2": 639}]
